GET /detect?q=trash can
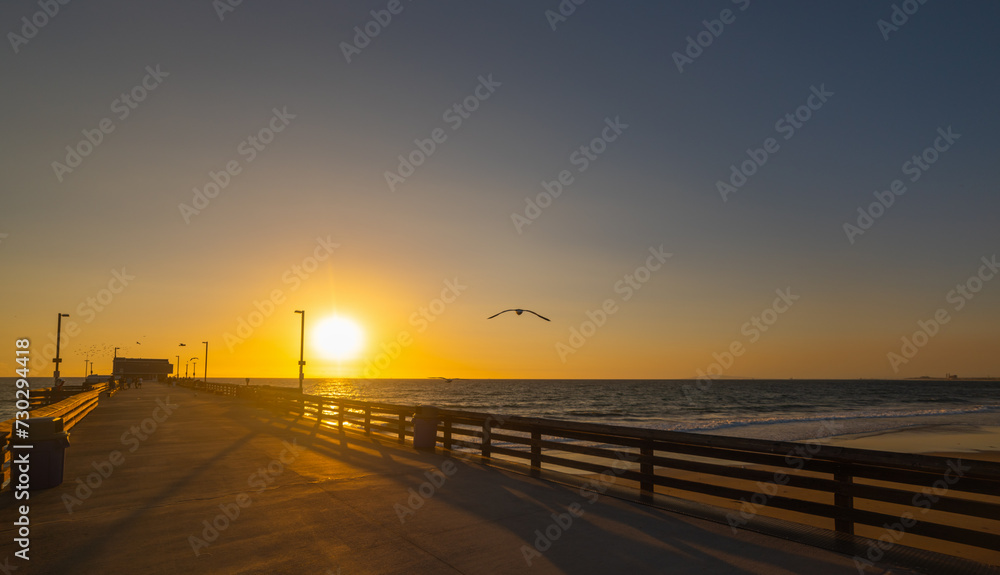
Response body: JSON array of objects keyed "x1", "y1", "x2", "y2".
[
  {"x1": 13, "y1": 417, "x2": 70, "y2": 490},
  {"x1": 412, "y1": 405, "x2": 439, "y2": 451}
]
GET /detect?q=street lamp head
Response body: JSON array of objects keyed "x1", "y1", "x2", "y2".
[
  {"x1": 294, "y1": 310, "x2": 304, "y2": 314},
  {"x1": 60, "y1": 313, "x2": 70, "y2": 317}
]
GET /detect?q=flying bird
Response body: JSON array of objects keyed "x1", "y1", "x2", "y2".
[{"x1": 487, "y1": 309, "x2": 551, "y2": 321}]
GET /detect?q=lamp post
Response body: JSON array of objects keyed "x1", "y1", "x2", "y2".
[
  {"x1": 202, "y1": 341, "x2": 208, "y2": 383},
  {"x1": 191, "y1": 358, "x2": 198, "y2": 379},
  {"x1": 294, "y1": 310, "x2": 305, "y2": 393},
  {"x1": 185, "y1": 361, "x2": 189, "y2": 378},
  {"x1": 177, "y1": 343, "x2": 186, "y2": 381},
  {"x1": 84, "y1": 358, "x2": 89, "y2": 377},
  {"x1": 53, "y1": 313, "x2": 69, "y2": 384}
]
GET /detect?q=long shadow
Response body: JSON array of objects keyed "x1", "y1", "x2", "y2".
[
  {"x1": 31, "y1": 388, "x2": 882, "y2": 573},
  {"x1": 224, "y1": 402, "x2": 866, "y2": 574},
  {"x1": 40, "y1": 390, "x2": 268, "y2": 574}
]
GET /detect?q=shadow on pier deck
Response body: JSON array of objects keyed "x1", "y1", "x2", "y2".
[{"x1": 0, "y1": 384, "x2": 949, "y2": 574}]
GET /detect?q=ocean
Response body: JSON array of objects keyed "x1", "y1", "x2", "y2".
[{"x1": 3, "y1": 378, "x2": 999, "y2": 442}]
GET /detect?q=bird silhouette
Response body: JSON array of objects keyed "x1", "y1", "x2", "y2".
[{"x1": 487, "y1": 309, "x2": 550, "y2": 321}]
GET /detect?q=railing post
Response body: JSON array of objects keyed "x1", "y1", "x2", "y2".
[
  {"x1": 482, "y1": 418, "x2": 492, "y2": 459},
  {"x1": 834, "y1": 466, "x2": 854, "y2": 535},
  {"x1": 398, "y1": 413, "x2": 406, "y2": 444},
  {"x1": 364, "y1": 406, "x2": 371, "y2": 436},
  {"x1": 442, "y1": 419, "x2": 452, "y2": 451},
  {"x1": 530, "y1": 429, "x2": 542, "y2": 477},
  {"x1": 640, "y1": 442, "x2": 654, "y2": 503},
  {"x1": 337, "y1": 403, "x2": 344, "y2": 433}
]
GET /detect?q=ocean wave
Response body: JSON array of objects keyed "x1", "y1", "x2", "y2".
[{"x1": 564, "y1": 410, "x2": 628, "y2": 418}]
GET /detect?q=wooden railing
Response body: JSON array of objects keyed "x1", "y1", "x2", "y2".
[
  {"x1": 29, "y1": 388, "x2": 103, "y2": 432},
  {"x1": 181, "y1": 380, "x2": 1000, "y2": 557},
  {"x1": 29, "y1": 382, "x2": 109, "y2": 409},
  {"x1": 0, "y1": 387, "x2": 104, "y2": 490}
]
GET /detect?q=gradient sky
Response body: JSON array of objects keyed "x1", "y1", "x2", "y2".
[{"x1": 2, "y1": 1, "x2": 998, "y2": 380}]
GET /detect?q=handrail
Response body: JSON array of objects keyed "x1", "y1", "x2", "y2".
[
  {"x1": 30, "y1": 382, "x2": 108, "y2": 409},
  {"x1": 180, "y1": 379, "x2": 1000, "y2": 556},
  {"x1": 0, "y1": 387, "x2": 103, "y2": 491},
  {"x1": 29, "y1": 388, "x2": 102, "y2": 432}
]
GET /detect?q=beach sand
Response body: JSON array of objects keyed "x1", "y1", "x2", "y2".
[
  {"x1": 513, "y1": 424, "x2": 1000, "y2": 567},
  {"x1": 817, "y1": 424, "x2": 1000, "y2": 457}
]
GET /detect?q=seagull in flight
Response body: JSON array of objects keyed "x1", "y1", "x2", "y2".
[{"x1": 487, "y1": 309, "x2": 550, "y2": 321}]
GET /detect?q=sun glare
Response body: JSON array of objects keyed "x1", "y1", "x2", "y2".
[{"x1": 313, "y1": 316, "x2": 364, "y2": 361}]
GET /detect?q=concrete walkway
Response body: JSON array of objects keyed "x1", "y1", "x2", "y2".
[{"x1": 2, "y1": 384, "x2": 911, "y2": 574}]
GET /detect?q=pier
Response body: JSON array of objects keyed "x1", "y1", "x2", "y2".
[{"x1": 2, "y1": 381, "x2": 999, "y2": 574}]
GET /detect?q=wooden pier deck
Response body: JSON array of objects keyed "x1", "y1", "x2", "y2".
[{"x1": 0, "y1": 382, "x2": 977, "y2": 574}]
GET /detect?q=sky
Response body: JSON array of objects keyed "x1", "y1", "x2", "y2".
[{"x1": 2, "y1": 1, "x2": 998, "y2": 380}]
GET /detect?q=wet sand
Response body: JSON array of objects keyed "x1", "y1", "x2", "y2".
[{"x1": 526, "y1": 424, "x2": 1000, "y2": 567}]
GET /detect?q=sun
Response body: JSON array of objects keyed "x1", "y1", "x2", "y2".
[{"x1": 312, "y1": 316, "x2": 364, "y2": 361}]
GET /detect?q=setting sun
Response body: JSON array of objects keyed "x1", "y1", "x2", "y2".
[{"x1": 312, "y1": 315, "x2": 365, "y2": 361}]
